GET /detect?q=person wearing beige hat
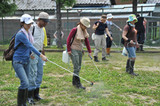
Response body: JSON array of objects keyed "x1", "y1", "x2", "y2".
[
  {"x1": 106, "y1": 13, "x2": 122, "y2": 56},
  {"x1": 67, "y1": 17, "x2": 91, "y2": 90},
  {"x1": 92, "y1": 15, "x2": 112, "y2": 62},
  {"x1": 12, "y1": 14, "x2": 47, "y2": 106},
  {"x1": 28, "y1": 12, "x2": 49, "y2": 104}
]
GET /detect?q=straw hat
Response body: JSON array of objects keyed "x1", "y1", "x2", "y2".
[
  {"x1": 38, "y1": 12, "x2": 49, "y2": 22},
  {"x1": 80, "y1": 17, "x2": 90, "y2": 28}
]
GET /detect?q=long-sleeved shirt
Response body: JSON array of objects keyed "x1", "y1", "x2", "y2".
[
  {"x1": 13, "y1": 31, "x2": 41, "y2": 63},
  {"x1": 67, "y1": 27, "x2": 91, "y2": 53}
]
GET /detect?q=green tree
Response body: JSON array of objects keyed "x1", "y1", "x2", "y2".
[
  {"x1": 56, "y1": 0, "x2": 76, "y2": 48},
  {"x1": 0, "y1": 0, "x2": 17, "y2": 17},
  {"x1": 0, "y1": 0, "x2": 17, "y2": 43}
]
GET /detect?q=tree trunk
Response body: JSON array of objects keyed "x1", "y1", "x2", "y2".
[
  {"x1": 56, "y1": 0, "x2": 63, "y2": 48},
  {"x1": 133, "y1": 0, "x2": 137, "y2": 15},
  {"x1": 110, "y1": 0, "x2": 116, "y2": 5}
]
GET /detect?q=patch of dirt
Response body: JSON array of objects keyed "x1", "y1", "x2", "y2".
[
  {"x1": 124, "y1": 93, "x2": 157, "y2": 105},
  {"x1": 112, "y1": 66, "x2": 122, "y2": 70},
  {"x1": 136, "y1": 66, "x2": 160, "y2": 72},
  {"x1": 46, "y1": 73, "x2": 71, "y2": 77},
  {"x1": 101, "y1": 90, "x2": 112, "y2": 98},
  {"x1": 0, "y1": 56, "x2": 3, "y2": 61}
]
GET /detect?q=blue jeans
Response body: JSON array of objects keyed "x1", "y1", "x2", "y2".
[
  {"x1": 126, "y1": 47, "x2": 136, "y2": 58},
  {"x1": 12, "y1": 61, "x2": 29, "y2": 89},
  {"x1": 29, "y1": 53, "x2": 43, "y2": 91}
]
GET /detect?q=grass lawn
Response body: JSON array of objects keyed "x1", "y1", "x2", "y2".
[{"x1": 0, "y1": 51, "x2": 160, "y2": 106}]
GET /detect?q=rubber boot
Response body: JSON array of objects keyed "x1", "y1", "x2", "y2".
[
  {"x1": 34, "y1": 88, "x2": 43, "y2": 101},
  {"x1": 94, "y1": 56, "x2": 99, "y2": 62},
  {"x1": 28, "y1": 90, "x2": 35, "y2": 105},
  {"x1": 72, "y1": 75, "x2": 77, "y2": 86},
  {"x1": 129, "y1": 60, "x2": 139, "y2": 76},
  {"x1": 24, "y1": 89, "x2": 28, "y2": 106},
  {"x1": 140, "y1": 45, "x2": 144, "y2": 51},
  {"x1": 17, "y1": 89, "x2": 27, "y2": 106},
  {"x1": 126, "y1": 59, "x2": 130, "y2": 73},
  {"x1": 75, "y1": 76, "x2": 85, "y2": 90}
]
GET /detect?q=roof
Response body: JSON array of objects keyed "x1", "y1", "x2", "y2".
[
  {"x1": 76, "y1": 0, "x2": 110, "y2": 4},
  {"x1": 12, "y1": 0, "x2": 56, "y2": 10},
  {"x1": 147, "y1": 0, "x2": 160, "y2": 4}
]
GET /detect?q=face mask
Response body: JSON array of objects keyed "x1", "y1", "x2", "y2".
[{"x1": 129, "y1": 22, "x2": 135, "y2": 27}]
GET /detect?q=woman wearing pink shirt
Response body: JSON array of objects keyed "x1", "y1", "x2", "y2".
[{"x1": 67, "y1": 17, "x2": 91, "y2": 90}]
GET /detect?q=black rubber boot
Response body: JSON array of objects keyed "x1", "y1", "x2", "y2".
[
  {"x1": 28, "y1": 90, "x2": 35, "y2": 105},
  {"x1": 102, "y1": 57, "x2": 108, "y2": 61},
  {"x1": 94, "y1": 56, "x2": 99, "y2": 62},
  {"x1": 34, "y1": 88, "x2": 43, "y2": 101},
  {"x1": 140, "y1": 45, "x2": 144, "y2": 51},
  {"x1": 129, "y1": 60, "x2": 139, "y2": 76},
  {"x1": 17, "y1": 89, "x2": 27, "y2": 106},
  {"x1": 72, "y1": 75, "x2": 77, "y2": 86},
  {"x1": 75, "y1": 76, "x2": 85, "y2": 90},
  {"x1": 126, "y1": 59, "x2": 130, "y2": 73}
]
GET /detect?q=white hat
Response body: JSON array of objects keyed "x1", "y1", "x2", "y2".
[
  {"x1": 80, "y1": 17, "x2": 90, "y2": 28},
  {"x1": 38, "y1": 12, "x2": 49, "y2": 22},
  {"x1": 107, "y1": 13, "x2": 113, "y2": 19},
  {"x1": 20, "y1": 14, "x2": 34, "y2": 24}
]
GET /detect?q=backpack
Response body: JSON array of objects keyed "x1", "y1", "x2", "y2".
[
  {"x1": 121, "y1": 24, "x2": 131, "y2": 45},
  {"x1": 3, "y1": 32, "x2": 21, "y2": 61}
]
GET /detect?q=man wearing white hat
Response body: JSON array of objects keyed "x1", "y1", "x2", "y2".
[
  {"x1": 28, "y1": 12, "x2": 49, "y2": 104},
  {"x1": 106, "y1": 13, "x2": 122, "y2": 56}
]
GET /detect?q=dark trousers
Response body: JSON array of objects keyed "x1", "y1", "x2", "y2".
[
  {"x1": 106, "y1": 34, "x2": 112, "y2": 48},
  {"x1": 137, "y1": 32, "x2": 145, "y2": 44}
]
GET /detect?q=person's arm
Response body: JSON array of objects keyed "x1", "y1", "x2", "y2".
[
  {"x1": 17, "y1": 33, "x2": 47, "y2": 61},
  {"x1": 122, "y1": 30, "x2": 128, "y2": 41},
  {"x1": 67, "y1": 28, "x2": 77, "y2": 55},
  {"x1": 54, "y1": 31, "x2": 57, "y2": 39},
  {"x1": 92, "y1": 22, "x2": 99, "y2": 30},
  {"x1": 61, "y1": 31, "x2": 64, "y2": 39},
  {"x1": 105, "y1": 28, "x2": 113, "y2": 40}
]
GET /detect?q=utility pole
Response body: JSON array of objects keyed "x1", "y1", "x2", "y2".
[{"x1": 133, "y1": 0, "x2": 137, "y2": 15}]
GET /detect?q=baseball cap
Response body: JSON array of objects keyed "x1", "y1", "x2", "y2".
[
  {"x1": 20, "y1": 14, "x2": 34, "y2": 24},
  {"x1": 38, "y1": 12, "x2": 49, "y2": 22}
]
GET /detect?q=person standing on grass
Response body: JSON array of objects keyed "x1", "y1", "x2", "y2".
[
  {"x1": 28, "y1": 12, "x2": 49, "y2": 104},
  {"x1": 67, "y1": 17, "x2": 91, "y2": 90},
  {"x1": 92, "y1": 15, "x2": 113, "y2": 62},
  {"x1": 122, "y1": 14, "x2": 139, "y2": 76},
  {"x1": 12, "y1": 14, "x2": 47, "y2": 106},
  {"x1": 135, "y1": 14, "x2": 147, "y2": 51},
  {"x1": 106, "y1": 13, "x2": 122, "y2": 56}
]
